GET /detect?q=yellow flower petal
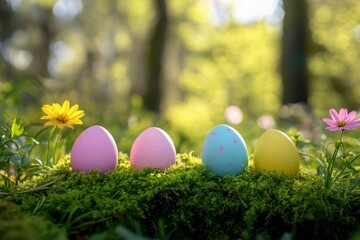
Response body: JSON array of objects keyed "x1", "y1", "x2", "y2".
[
  {"x1": 70, "y1": 110, "x2": 85, "y2": 120},
  {"x1": 40, "y1": 116, "x2": 53, "y2": 120},
  {"x1": 42, "y1": 105, "x2": 56, "y2": 116},
  {"x1": 62, "y1": 100, "x2": 70, "y2": 113},
  {"x1": 67, "y1": 104, "x2": 79, "y2": 116},
  {"x1": 67, "y1": 119, "x2": 83, "y2": 125},
  {"x1": 53, "y1": 103, "x2": 62, "y2": 115}
]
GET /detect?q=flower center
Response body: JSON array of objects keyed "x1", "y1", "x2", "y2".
[
  {"x1": 56, "y1": 114, "x2": 69, "y2": 123},
  {"x1": 337, "y1": 120, "x2": 346, "y2": 128}
]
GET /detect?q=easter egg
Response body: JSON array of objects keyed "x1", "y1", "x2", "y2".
[
  {"x1": 71, "y1": 125, "x2": 118, "y2": 174},
  {"x1": 202, "y1": 124, "x2": 248, "y2": 176},
  {"x1": 253, "y1": 129, "x2": 300, "y2": 175},
  {"x1": 130, "y1": 127, "x2": 176, "y2": 170}
]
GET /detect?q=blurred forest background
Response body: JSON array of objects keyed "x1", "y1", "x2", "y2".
[{"x1": 1, "y1": 0, "x2": 360, "y2": 154}]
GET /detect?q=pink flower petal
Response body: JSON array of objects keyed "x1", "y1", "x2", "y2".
[
  {"x1": 325, "y1": 123, "x2": 338, "y2": 128},
  {"x1": 322, "y1": 118, "x2": 336, "y2": 126},
  {"x1": 344, "y1": 126, "x2": 359, "y2": 130},
  {"x1": 350, "y1": 117, "x2": 360, "y2": 124},
  {"x1": 346, "y1": 119, "x2": 360, "y2": 125},
  {"x1": 339, "y1": 108, "x2": 347, "y2": 120},
  {"x1": 329, "y1": 109, "x2": 339, "y2": 122},
  {"x1": 345, "y1": 111, "x2": 357, "y2": 121},
  {"x1": 345, "y1": 122, "x2": 360, "y2": 129},
  {"x1": 326, "y1": 126, "x2": 341, "y2": 131}
]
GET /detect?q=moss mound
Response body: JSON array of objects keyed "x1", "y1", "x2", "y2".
[{"x1": 2, "y1": 153, "x2": 360, "y2": 239}]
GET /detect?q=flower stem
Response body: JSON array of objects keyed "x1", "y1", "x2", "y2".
[
  {"x1": 46, "y1": 126, "x2": 57, "y2": 166},
  {"x1": 52, "y1": 130, "x2": 61, "y2": 166},
  {"x1": 325, "y1": 130, "x2": 344, "y2": 189}
]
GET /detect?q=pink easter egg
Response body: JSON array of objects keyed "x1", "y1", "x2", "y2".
[
  {"x1": 130, "y1": 127, "x2": 176, "y2": 170},
  {"x1": 71, "y1": 125, "x2": 118, "y2": 173}
]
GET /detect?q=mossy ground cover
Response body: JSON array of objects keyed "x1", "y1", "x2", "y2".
[{"x1": 1, "y1": 153, "x2": 360, "y2": 240}]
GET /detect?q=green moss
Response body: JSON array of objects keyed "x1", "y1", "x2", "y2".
[{"x1": 2, "y1": 153, "x2": 360, "y2": 239}]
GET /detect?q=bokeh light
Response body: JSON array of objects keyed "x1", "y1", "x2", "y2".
[{"x1": 224, "y1": 106, "x2": 243, "y2": 125}]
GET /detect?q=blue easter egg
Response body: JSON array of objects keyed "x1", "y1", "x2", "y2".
[{"x1": 202, "y1": 124, "x2": 248, "y2": 176}]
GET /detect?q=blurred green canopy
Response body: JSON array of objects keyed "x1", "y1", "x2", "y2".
[{"x1": 1, "y1": 0, "x2": 360, "y2": 151}]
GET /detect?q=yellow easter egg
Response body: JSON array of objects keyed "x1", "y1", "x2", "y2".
[{"x1": 253, "y1": 129, "x2": 300, "y2": 175}]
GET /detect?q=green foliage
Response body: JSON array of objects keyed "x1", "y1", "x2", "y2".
[
  {"x1": 309, "y1": 0, "x2": 360, "y2": 113},
  {"x1": 3, "y1": 153, "x2": 359, "y2": 240},
  {"x1": 0, "y1": 200, "x2": 67, "y2": 240},
  {"x1": 0, "y1": 117, "x2": 45, "y2": 191},
  {"x1": 288, "y1": 128, "x2": 323, "y2": 173},
  {"x1": 288, "y1": 128, "x2": 360, "y2": 189},
  {"x1": 321, "y1": 134, "x2": 360, "y2": 189},
  {"x1": 0, "y1": 116, "x2": 72, "y2": 192}
]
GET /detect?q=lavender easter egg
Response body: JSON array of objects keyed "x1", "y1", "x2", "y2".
[
  {"x1": 130, "y1": 127, "x2": 176, "y2": 170},
  {"x1": 71, "y1": 125, "x2": 118, "y2": 173},
  {"x1": 202, "y1": 124, "x2": 248, "y2": 176}
]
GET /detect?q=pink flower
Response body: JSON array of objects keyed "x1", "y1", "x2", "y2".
[{"x1": 322, "y1": 108, "x2": 360, "y2": 131}]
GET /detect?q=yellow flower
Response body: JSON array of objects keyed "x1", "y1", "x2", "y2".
[{"x1": 40, "y1": 100, "x2": 85, "y2": 129}]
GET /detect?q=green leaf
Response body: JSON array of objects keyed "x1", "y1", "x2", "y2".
[{"x1": 10, "y1": 118, "x2": 24, "y2": 139}]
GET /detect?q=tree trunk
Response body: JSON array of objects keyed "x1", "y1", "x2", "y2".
[
  {"x1": 0, "y1": 1, "x2": 15, "y2": 77},
  {"x1": 281, "y1": 0, "x2": 309, "y2": 106},
  {"x1": 143, "y1": 0, "x2": 168, "y2": 113}
]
